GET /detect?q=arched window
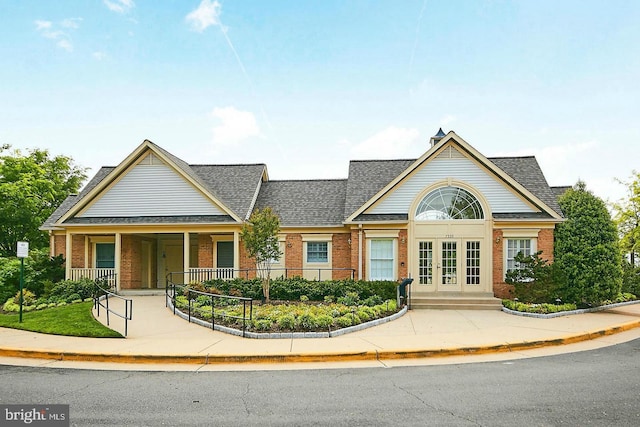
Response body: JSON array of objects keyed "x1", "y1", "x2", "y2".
[{"x1": 415, "y1": 186, "x2": 484, "y2": 220}]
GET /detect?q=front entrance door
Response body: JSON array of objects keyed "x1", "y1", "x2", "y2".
[
  {"x1": 417, "y1": 238, "x2": 482, "y2": 292},
  {"x1": 162, "y1": 241, "x2": 183, "y2": 286}
]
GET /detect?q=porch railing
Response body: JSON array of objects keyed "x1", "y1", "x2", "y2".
[
  {"x1": 71, "y1": 268, "x2": 117, "y2": 287},
  {"x1": 184, "y1": 267, "x2": 356, "y2": 283}
]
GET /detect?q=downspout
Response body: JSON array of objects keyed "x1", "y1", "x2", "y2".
[{"x1": 358, "y1": 224, "x2": 363, "y2": 280}]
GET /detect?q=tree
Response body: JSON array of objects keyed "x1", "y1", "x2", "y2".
[
  {"x1": 554, "y1": 181, "x2": 622, "y2": 305},
  {"x1": 0, "y1": 146, "x2": 87, "y2": 256},
  {"x1": 240, "y1": 207, "x2": 282, "y2": 302},
  {"x1": 505, "y1": 251, "x2": 559, "y2": 303},
  {"x1": 612, "y1": 171, "x2": 640, "y2": 265}
]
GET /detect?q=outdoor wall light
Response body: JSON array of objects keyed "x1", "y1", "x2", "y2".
[
  {"x1": 286, "y1": 242, "x2": 292, "y2": 248},
  {"x1": 495, "y1": 237, "x2": 501, "y2": 244},
  {"x1": 347, "y1": 238, "x2": 352, "y2": 245}
]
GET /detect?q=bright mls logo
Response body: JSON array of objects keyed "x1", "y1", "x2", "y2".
[{"x1": 1, "y1": 405, "x2": 69, "y2": 426}]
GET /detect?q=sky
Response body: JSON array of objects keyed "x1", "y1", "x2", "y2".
[{"x1": 1, "y1": 0, "x2": 639, "y2": 205}]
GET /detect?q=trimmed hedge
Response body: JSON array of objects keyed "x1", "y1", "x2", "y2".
[{"x1": 201, "y1": 277, "x2": 397, "y2": 301}]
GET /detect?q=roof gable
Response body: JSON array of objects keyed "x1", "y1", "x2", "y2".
[
  {"x1": 345, "y1": 132, "x2": 563, "y2": 222},
  {"x1": 56, "y1": 140, "x2": 244, "y2": 224}
]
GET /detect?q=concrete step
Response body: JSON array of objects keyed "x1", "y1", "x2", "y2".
[{"x1": 409, "y1": 294, "x2": 503, "y2": 310}]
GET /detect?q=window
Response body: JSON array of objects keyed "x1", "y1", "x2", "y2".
[
  {"x1": 369, "y1": 239, "x2": 394, "y2": 280},
  {"x1": 418, "y1": 241, "x2": 433, "y2": 284},
  {"x1": 506, "y1": 239, "x2": 533, "y2": 272},
  {"x1": 466, "y1": 241, "x2": 480, "y2": 285},
  {"x1": 416, "y1": 186, "x2": 484, "y2": 220},
  {"x1": 95, "y1": 243, "x2": 115, "y2": 268},
  {"x1": 307, "y1": 242, "x2": 328, "y2": 263}
]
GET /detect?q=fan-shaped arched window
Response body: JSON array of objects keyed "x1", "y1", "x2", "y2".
[{"x1": 415, "y1": 186, "x2": 484, "y2": 220}]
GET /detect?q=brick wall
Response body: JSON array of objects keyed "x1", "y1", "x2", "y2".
[
  {"x1": 398, "y1": 230, "x2": 408, "y2": 280},
  {"x1": 71, "y1": 235, "x2": 85, "y2": 268},
  {"x1": 332, "y1": 233, "x2": 352, "y2": 279},
  {"x1": 284, "y1": 234, "x2": 303, "y2": 277},
  {"x1": 198, "y1": 234, "x2": 213, "y2": 268},
  {"x1": 350, "y1": 230, "x2": 360, "y2": 279},
  {"x1": 492, "y1": 229, "x2": 512, "y2": 299},
  {"x1": 538, "y1": 228, "x2": 554, "y2": 263},
  {"x1": 53, "y1": 235, "x2": 65, "y2": 259},
  {"x1": 120, "y1": 235, "x2": 142, "y2": 289}
]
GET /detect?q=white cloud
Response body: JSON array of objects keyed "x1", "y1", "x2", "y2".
[
  {"x1": 34, "y1": 20, "x2": 51, "y2": 31},
  {"x1": 210, "y1": 107, "x2": 261, "y2": 145},
  {"x1": 350, "y1": 126, "x2": 421, "y2": 159},
  {"x1": 61, "y1": 18, "x2": 82, "y2": 29},
  {"x1": 34, "y1": 19, "x2": 78, "y2": 52},
  {"x1": 186, "y1": 0, "x2": 222, "y2": 33},
  {"x1": 440, "y1": 115, "x2": 456, "y2": 127},
  {"x1": 104, "y1": 0, "x2": 135, "y2": 14},
  {"x1": 92, "y1": 51, "x2": 107, "y2": 61},
  {"x1": 57, "y1": 39, "x2": 73, "y2": 52}
]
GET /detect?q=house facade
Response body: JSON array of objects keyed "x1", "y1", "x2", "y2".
[{"x1": 41, "y1": 130, "x2": 565, "y2": 307}]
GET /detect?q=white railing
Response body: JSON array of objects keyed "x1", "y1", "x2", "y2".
[
  {"x1": 188, "y1": 268, "x2": 235, "y2": 283},
  {"x1": 70, "y1": 268, "x2": 117, "y2": 287}
]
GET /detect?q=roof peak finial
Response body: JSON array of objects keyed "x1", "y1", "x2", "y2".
[{"x1": 430, "y1": 128, "x2": 446, "y2": 147}]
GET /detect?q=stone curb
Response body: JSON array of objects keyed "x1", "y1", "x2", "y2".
[
  {"x1": 1, "y1": 318, "x2": 640, "y2": 365},
  {"x1": 502, "y1": 299, "x2": 640, "y2": 319}
]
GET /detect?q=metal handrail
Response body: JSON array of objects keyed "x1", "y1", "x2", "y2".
[
  {"x1": 165, "y1": 280, "x2": 253, "y2": 338},
  {"x1": 93, "y1": 274, "x2": 133, "y2": 336}
]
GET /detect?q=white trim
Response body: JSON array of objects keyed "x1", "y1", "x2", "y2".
[
  {"x1": 364, "y1": 230, "x2": 400, "y2": 238},
  {"x1": 502, "y1": 229, "x2": 540, "y2": 238}
]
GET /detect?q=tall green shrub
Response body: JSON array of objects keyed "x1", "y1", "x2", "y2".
[{"x1": 554, "y1": 181, "x2": 622, "y2": 305}]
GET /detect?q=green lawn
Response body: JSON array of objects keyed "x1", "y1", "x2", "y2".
[{"x1": 0, "y1": 301, "x2": 123, "y2": 338}]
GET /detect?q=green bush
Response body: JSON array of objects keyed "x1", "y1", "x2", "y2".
[
  {"x1": 13, "y1": 289, "x2": 36, "y2": 305},
  {"x1": 297, "y1": 312, "x2": 316, "y2": 329},
  {"x1": 276, "y1": 314, "x2": 296, "y2": 330},
  {"x1": 315, "y1": 314, "x2": 334, "y2": 329},
  {"x1": 336, "y1": 315, "x2": 354, "y2": 328},
  {"x1": 502, "y1": 299, "x2": 577, "y2": 314},
  {"x1": 505, "y1": 251, "x2": 560, "y2": 303},
  {"x1": 203, "y1": 277, "x2": 396, "y2": 302},
  {"x1": 47, "y1": 279, "x2": 96, "y2": 303}
]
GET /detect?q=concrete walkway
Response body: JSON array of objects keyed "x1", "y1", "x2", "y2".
[{"x1": 1, "y1": 296, "x2": 640, "y2": 371}]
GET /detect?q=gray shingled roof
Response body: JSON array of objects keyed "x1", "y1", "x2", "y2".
[
  {"x1": 489, "y1": 156, "x2": 563, "y2": 215},
  {"x1": 190, "y1": 164, "x2": 266, "y2": 220},
  {"x1": 255, "y1": 180, "x2": 347, "y2": 226},
  {"x1": 344, "y1": 159, "x2": 414, "y2": 219},
  {"x1": 550, "y1": 185, "x2": 571, "y2": 201}
]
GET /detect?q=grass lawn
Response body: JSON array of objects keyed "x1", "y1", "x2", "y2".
[{"x1": 0, "y1": 301, "x2": 123, "y2": 338}]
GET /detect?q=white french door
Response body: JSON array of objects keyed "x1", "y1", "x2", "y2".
[{"x1": 418, "y1": 239, "x2": 481, "y2": 291}]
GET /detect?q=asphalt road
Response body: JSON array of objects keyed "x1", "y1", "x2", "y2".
[{"x1": 1, "y1": 339, "x2": 639, "y2": 426}]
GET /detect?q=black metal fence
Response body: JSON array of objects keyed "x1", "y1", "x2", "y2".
[
  {"x1": 93, "y1": 274, "x2": 133, "y2": 336},
  {"x1": 165, "y1": 282, "x2": 254, "y2": 338}
]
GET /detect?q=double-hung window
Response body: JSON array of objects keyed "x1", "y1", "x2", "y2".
[
  {"x1": 369, "y1": 239, "x2": 395, "y2": 281},
  {"x1": 307, "y1": 242, "x2": 328, "y2": 263},
  {"x1": 506, "y1": 239, "x2": 533, "y2": 272}
]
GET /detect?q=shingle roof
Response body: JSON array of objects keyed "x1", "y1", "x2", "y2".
[
  {"x1": 255, "y1": 180, "x2": 347, "y2": 226},
  {"x1": 488, "y1": 156, "x2": 563, "y2": 215},
  {"x1": 344, "y1": 159, "x2": 414, "y2": 218},
  {"x1": 550, "y1": 185, "x2": 572, "y2": 200},
  {"x1": 190, "y1": 164, "x2": 266, "y2": 219}
]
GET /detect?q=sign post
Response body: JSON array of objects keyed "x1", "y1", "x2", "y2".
[{"x1": 17, "y1": 241, "x2": 28, "y2": 323}]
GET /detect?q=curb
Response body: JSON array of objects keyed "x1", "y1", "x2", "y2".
[{"x1": 2, "y1": 318, "x2": 639, "y2": 366}]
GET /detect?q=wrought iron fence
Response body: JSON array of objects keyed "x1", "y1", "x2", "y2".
[{"x1": 165, "y1": 279, "x2": 253, "y2": 337}]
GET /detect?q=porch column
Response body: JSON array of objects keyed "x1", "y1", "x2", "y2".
[
  {"x1": 65, "y1": 232, "x2": 72, "y2": 280},
  {"x1": 233, "y1": 231, "x2": 240, "y2": 276},
  {"x1": 115, "y1": 232, "x2": 121, "y2": 291},
  {"x1": 184, "y1": 232, "x2": 190, "y2": 282},
  {"x1": 84, "y1": 236, "x2": 89, "y2": 268}
]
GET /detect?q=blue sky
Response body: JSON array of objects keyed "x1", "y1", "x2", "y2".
[{"x1": 1, "y1": 0, "x2": 639, "y2": 203}]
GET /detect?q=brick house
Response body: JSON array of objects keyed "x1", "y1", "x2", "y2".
[{"x1": 41, "y1": 130, "x2": 566, "y2": 308}]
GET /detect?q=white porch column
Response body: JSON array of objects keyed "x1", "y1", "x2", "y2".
[
  {"x1": 65, "y1": 232, "x2": 72, "y2": 280},
  {"x1": 233, "y1": 231, "x2": 240, "y2": 276},
  {"x1": 115, "y1": 232, "x2": 121, "y2": 291},
  {"x1": 84, "y1": 236, "x2": 89, "y2": 268},
  {"x1": 184, "y1": 232, "x2": 190, "y2": 282}
]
